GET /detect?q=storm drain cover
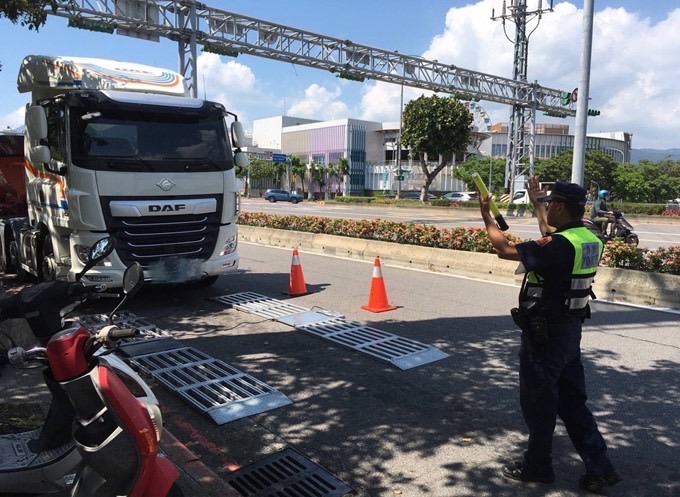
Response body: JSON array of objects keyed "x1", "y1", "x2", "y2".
[
  {"x1": 213, "y1": 292, "x2": 448, "y2": 370},
  {"x1": 297, "y1": 318, "x2": 449, "y2": 370},
  {"x1": 129, "y1": 346, "x2": 291, "y2": 425},
  {"x1": 225, "y1": 448, "x2": 352, "y2": 497}
]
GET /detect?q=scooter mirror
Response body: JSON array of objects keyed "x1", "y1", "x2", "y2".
[
  {"x1": 89, "y1": 237, "x2": 115, "y2": 264},
  {"x1": 122, "y1": 262, "x2": 144, "y2": 297},
  {"x1": 76, "y1": 237, "x2": 115, "y2": 282}
]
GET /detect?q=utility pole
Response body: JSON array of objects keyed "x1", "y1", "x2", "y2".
[
  {"x1": 571, "y1": 0, "x2": 595, "y2": 186},
  {"x1": 396, "y1": 84, "x2": 404, "y2": 199},
  {"x1": 492, "y1": 0, "x2": 554, "y2": 197}
]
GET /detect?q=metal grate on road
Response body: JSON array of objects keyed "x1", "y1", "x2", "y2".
[
  {"x1": 130, "y1": 346, "x2": 291, "y2": 425},
  {"x1": 297, "y1": 318, "x2": 449, "y2": 370},
  {"x1": 224, "y1": 448, "x2": 352, "y2": 497},
  {"x1": 212, "y1": 291, "x2": 310, "y2": 320},
  {"x1": 214, "y1": 292, "x2": 449, "y2": 370}
]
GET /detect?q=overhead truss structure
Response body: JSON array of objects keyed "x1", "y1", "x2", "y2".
[{"x1": 49, "y1": 0, "x2": 576, "y2": 187}]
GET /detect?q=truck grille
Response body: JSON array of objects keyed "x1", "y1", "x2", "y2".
[{"x1": 102, "y1": 196, "x2": 222, "y2": 268}]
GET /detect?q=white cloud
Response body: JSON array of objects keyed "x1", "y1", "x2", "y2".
[
  {"x1": 355, "y1": 1, "x2": 680, "y2": 149},
  {"x1": 0, "y1": 106, "x2": 25, "y2": 132},
  {"x1": 287, "y1": 84, "x2": 350, "y2": 120}
]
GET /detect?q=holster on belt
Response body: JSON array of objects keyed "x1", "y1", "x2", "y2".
[{"x1": 511, "y1": 306, "x2": 548, "y2": 359}]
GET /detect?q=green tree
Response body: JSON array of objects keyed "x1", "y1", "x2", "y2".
[
  {"x1": 534, "y1": 151, "x2": 573, "y2": 183},
  {"x1": 0, "y1": 0, "x2": 58, "y2": 31},
  {"x1": 248, "y1": 158, "x2": 278, "y2": 180},
  {"x1": 454, "y1": 156, "x2": 506, "y2": 195},
  {"x1": 583, "y1": 150, "x2": 617, "y2": 194},
  {"x1": 310, "y1": 162, "x2": 328, "y2": 198},
  {"x1": 613, "y1": 163, "x2": 651, "y2": 202},
  {"x1": 290, "y1": 155, "x2": 307, "y2": 196},
  {"x1": 401, "y1": 95, "x2": 472, "y2": 201},
  {"x1": 337, "y1": 157, "x2": 350, "y2": 195}
]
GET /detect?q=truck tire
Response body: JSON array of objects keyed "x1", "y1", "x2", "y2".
[
  {"x1": 9, "y1": 240, "x2": 28, "y2": 283},
  {"x1": 1, "y1": 235, "x2": 16, "y2": 274},
  {"x1": 40, "y1": 236, "x2": 58, "y2": 282}
]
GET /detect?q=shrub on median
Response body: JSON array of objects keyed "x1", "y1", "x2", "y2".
[{"x1": 238, "y1": 212, "x2": 680, "y2": 275}]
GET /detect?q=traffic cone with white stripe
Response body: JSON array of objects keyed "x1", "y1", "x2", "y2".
[
  {"x1": 286, "y1": 249, "x2": 308, "y2": 296},
  {"x1": 361, "y1": 258, "x2": 397, "y2": 313}
]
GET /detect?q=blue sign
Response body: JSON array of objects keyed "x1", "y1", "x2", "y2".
[{"x1": 272, "y1": 153, "x2": 287, "y2": 162}]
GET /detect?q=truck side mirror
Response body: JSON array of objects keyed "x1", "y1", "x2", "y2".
[
  {"x1": 25, "y1": 106, "x2": 48, "y2": 140},
  {"x1": 231, "y1": 121, "x2": 245, "y2": 149},
  {"x1": 28, "y1": 145, "x2": 51, "y2": 165},
  {"x1": 234, "y1": 151, "x2": 249, "y2": 170}
]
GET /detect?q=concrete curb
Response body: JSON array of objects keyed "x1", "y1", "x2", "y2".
[{"x1": 238, "y1": 225, "x2": 680, "y2": 310}]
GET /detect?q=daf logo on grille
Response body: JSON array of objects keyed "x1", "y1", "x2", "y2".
[{"x1": 156, "y1": 178, "x2": 176, "y2": 191}]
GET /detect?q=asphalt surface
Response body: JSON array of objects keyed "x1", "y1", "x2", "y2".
[{"x1": 2, "y1": 243, "x2": 679, "y2": 496}]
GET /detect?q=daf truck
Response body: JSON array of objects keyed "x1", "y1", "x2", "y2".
[{"x1": 0, "y1": 55, "x2": 248, "y2": 287}]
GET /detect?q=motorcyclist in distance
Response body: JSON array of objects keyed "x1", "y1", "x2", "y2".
[{"x1": 590, "y1": 190, "x2": 614, "y2": 236}]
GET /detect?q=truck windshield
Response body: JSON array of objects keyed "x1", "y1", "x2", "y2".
[{"x1": 70, "y1": 108, "x2": 233, "y2": 171}]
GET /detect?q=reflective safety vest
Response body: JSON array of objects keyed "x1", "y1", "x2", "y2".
[{"x1": 520, "y1": 227, "x2": 604, "y2": 315}]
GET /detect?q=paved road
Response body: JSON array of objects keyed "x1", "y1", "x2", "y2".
[
  {"x1": 119, "y1": 244, "x2": 680, "y2": 496},
  {"x1": 2, "y1": 244, "x2": 678, "y2": 496},
  {"x1": 242, "y1": 198, "x2": 680, "y2": 250}
]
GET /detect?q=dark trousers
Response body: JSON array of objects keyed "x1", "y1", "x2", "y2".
[{"x1": 519, "y1": 318, "x2": 616, "y2": 476}]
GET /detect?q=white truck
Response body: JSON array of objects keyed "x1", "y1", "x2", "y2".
[
  {"x1": 510, "y1": 182, "x2": 556, "y2": 205},
  {"x1": 0, "y1": 55, "x2": 248, "y2": 287}
]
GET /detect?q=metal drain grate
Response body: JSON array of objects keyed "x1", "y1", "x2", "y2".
[
  {"x1": 77, "y1": 311, "x2": 166, "y2": 335},
  {"x1": 225, "y1": 448, "x2": 352, "y2": 497},
  {"x1": 214, "y1": 292, "x2": 448, "y2": 370},
  {"x1": 213, "y1": 292, "x2": 310, "y2": 319},
  {"x1": 130, "y1": 347, "x2": 291, "y2": 425},
  {"x1": 297, "y1": 318, "x2": 449, "y2": 370}
]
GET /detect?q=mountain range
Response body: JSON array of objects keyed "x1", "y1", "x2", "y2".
[{"x1": 631, "y1": 148, "x2": 680, "y2": 164}]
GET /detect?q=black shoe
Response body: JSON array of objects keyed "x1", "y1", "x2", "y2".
[
  {"x1": 578, "y1": 473, "x2": 622, "y2": 495},
  {"x1": 502, "y1": 461, "x2": 555, "y2": 484}
]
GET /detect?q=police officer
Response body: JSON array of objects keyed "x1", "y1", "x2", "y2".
[{"x1": 477, "y1": 178, "x2": 620, "y2": 494}]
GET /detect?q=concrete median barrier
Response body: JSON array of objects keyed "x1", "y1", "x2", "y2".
[{"x1": 238, "y1": 225, "x2": 680, "y2": 310}]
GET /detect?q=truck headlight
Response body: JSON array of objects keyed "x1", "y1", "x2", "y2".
[{"x1": 219, "y1": 235, "x2": 237, "y2": 256}]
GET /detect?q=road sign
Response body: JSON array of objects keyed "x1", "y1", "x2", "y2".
[
  {"x1": 396, "y1": 175, "x2": 405, "y2": 181},
  {"x1": 272, "y1": 153, "x2": 287, "y2": 163}
]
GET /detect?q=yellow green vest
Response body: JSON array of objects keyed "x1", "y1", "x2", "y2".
[{"x1": 521, "y1": 226, "x2": 604, "y2": 314}]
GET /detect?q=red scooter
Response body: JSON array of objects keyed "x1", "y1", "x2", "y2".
[{"x1": 1, "y1": 237, "x2": 182, "y2": 497}]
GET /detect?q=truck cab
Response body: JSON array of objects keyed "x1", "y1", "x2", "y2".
[{"x1": 2, "y1": 55, "x2": 248, "y2": 287}]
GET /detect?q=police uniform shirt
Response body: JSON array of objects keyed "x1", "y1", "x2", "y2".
[{"x1": 515, "y1": 220, "x2": 584, "y2": 320}]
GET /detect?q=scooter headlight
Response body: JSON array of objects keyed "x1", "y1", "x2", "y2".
[{"x1": 145, "y1": 402, "x2": 164, "y2": 442}]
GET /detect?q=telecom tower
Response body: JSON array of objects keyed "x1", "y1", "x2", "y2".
[{"x1": 492, "y1": 0, "x2": 554, "y2": 195}]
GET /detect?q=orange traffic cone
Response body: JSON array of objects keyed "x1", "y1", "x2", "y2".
[
  {"x1": 361, "y1": 258, "x2": 397, "y2": 313},
  {"x1": 286, "y1": 249, "x2": 308, "y2": 296}
]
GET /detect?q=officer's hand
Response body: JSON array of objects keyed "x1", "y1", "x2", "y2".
[{"x1": 527, "y1": 176, "x2": 542, "y2": 203}]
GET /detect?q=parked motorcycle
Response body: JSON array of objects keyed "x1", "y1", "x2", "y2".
[
  {"x1": 0, "y1": 237, "x2": 182, "y2": 496},
  {"x1": 583, "y1": 210, "x2": 639, "y2": 246}
]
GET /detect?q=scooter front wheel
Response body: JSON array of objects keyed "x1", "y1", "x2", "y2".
[{"x1": 625, "y1": 234, "x2": 639, "y2": 246}]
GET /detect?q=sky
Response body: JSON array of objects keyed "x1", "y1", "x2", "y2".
[{"x1": 1, "y1": 0, "x2": 679, "y2": 150}]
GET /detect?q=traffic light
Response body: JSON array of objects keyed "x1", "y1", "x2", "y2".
[
  {"x1": 587, "y1": 109, "x2": 601, "y2": 117},
  {"x1": 561, "y1": 91, "x2": 571, "y2": 106}
]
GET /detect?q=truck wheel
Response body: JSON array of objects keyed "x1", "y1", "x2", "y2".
[
  {"x1": 40, "y1": 237, "x2": 58, "y2": 282},
  {"x1": 8, "y1": 239, "x2": 26, "y2": 281},
  {"x1": 2, "y1": 236, "x2": 16, "y2": 274}
]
